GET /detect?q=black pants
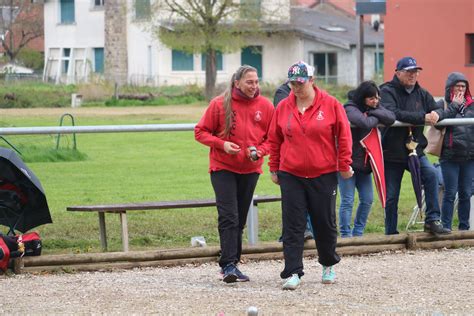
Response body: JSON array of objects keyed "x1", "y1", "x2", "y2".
[
  {"x1": 210, "y1": 170, "x2": 260, "y2": 268},
  {"x1": 279, "y1": 171, "x2": 340, "y2": 279}
]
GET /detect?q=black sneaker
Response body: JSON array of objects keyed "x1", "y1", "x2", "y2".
[
  {"x1": 222, "y1": 263, "x2": 238, "y2": 283},
  {"x1": 234, "y1": 266, "x2": 250, "y2": 282},
  {"x1": 424, "y1": 220, "x2": 451, "y2": 235}
]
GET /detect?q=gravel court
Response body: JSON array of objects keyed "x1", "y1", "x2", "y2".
[{"x1": 1, "y1": 248, "x2": 473, "y2": 315}]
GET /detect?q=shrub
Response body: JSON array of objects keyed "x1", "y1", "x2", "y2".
[{"x1": 16, "y1": 49, "x2": 44, "y2": 72}]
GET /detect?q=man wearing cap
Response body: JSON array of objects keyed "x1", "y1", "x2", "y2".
[
  {"x1": 380, "y1": 56, "x2": 450, "y2": 235},
  {"x1": 268, "y1": 61, "x2": 353, "y2": 290}
]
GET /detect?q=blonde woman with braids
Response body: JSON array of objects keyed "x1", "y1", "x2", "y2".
[{"x1": 195, "y1": 65, "x2": 274, "y2": 283}]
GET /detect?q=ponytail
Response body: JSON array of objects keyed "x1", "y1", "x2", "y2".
[{"x1": 221, "y1": 65, "x2": 257, "y2": 137}]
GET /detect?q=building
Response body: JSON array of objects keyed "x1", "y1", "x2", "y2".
[
  {"x1": 43, "y1": 0, "x2": 383, "y2": 87},
  {"x1": 384, "y1": 0, "x2": 474, "y2": 97}
]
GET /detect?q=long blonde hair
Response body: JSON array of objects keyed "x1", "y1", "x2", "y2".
[{"x1": 221, "y1": 65, "x2": 258, "y2": 137}]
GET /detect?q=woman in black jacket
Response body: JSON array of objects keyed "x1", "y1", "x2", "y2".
[
  {"x1": 339, "y1": 81, "x2": 395, "y2": 237},
  {"x1": 439, "y1": 72, "x2": 474, "y2": 231}
]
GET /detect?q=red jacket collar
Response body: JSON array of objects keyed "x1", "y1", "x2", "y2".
[
  {"x1": 232, "y1": 87, "x2": 260, "y2": 102},
  {"x1": 286, "y1": 85, "x2": 327, "y2": 111}
]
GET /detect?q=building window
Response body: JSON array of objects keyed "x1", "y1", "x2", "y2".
[
  {"x1": 172, "y1": 50, "x2": 194, "y2": 71},
  {"x1": 201, "y1": 52, "x2": 223, "y2": 71},
  {"x1": 240, "y1": 0, "x2": 261, "y2": 20},
  {"x1": 62, "y1": 48, "x2": 71, "y2": 74},
  {"x1": 135, "y1": 0, "x2": 151, "y2": 20},
  {"x1": 94, "y1": 0, "x2": 105, "y2": 7},
  {"x1": 60, "y1": 0, "x2": 75, "y2": 24},
  {"x1": 313, "y1": 52, "x2": 337, "y2": 84},
  {"x1": 374, "y1": 52, "x2": 384, "y2": 73},
  {"x1": 467, "y1": 34, "x2": 474, "y2": 65},
  {"x1": 94, "y1": 48, "x2": 104, "y2": 73}
]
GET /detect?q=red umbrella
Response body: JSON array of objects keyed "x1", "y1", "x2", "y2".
[{"x1": 360, "y1": 128, "x2": 386, "y2": 208}]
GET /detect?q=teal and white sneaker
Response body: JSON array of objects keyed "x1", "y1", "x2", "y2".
[
  {"x1": 322, "y1": 265, "x2": 336, "y2": 284},
  {"x1": 282, "y1": 274, "x2": 301, "y2": 290}
]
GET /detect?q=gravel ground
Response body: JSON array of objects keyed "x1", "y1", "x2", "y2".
[{"x1": 1, "y1": 248, "x2": 473, "y2": 315}]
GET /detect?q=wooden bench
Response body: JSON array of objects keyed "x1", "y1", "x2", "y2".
[{"x1": 67, "y1": 195, "x2": 281, "y2": 252}]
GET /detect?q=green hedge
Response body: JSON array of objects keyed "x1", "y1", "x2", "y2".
[{"x1": 0, "y1": 81, "x2": 354, "y2": 108}]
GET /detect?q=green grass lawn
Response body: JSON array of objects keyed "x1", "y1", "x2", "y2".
[{"x1": 1, "y1": 105, "x2": 432, "y2": 254}]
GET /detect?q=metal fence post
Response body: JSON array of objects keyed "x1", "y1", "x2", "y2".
[
  {"x1": 470, "y1": 195, "x2": 474, "y2": 231},
  {"x1": 247, "y1": 196, "x2": 258, "y2": 245}
]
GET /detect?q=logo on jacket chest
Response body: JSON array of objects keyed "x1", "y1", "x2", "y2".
[
  {"x1": 316, "y1": 110, "x2": 324, "y2": 120},
  {"x1": 254, "y1": 111, "x2": 262, "y2": 122}
]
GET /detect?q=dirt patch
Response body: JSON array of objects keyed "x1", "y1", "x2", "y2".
[{"x1": 1, "y1": 248, "x2": 472, "y2": 314}]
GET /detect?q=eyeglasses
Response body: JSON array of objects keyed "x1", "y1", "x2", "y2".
[{"x1": 454, "y1": 84, "x2": 467, "y2": 89}]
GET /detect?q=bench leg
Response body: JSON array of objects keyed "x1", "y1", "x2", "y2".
[
  {"x1": 98, "y1": 212, "x2": 108, "y2": 252},
  {"x1": 246, "y1": 198, "x2": 259, "y2": 245},
  {"x1": 119, "y1": 212, "x2": 129, "y2": 252}
]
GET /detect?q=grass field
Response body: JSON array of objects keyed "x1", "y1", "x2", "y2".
[{"x1": 0, "y1": 105, "x2": 431, "y2": 254}]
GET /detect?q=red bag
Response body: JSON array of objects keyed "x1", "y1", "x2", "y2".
[
  {"x1": 0, "y1": 237, "x2": 10, "y2": 271},
  {"x1": 0, "y1": 232, "x2": 42, "y2": 272},
  {"x1": 18, "y1": 232, "x2": 42, "y2": 256}
]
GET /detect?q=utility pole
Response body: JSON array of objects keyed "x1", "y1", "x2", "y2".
[
  {"x1": 9, "y1": 0, "x2": 14, "y2": 61},
  {"x1": 355, "y1": 0, "x2": 386, "y2": 85},
  {"x1": 356, "y1": 14, "x2": 364, "y2": 85}
]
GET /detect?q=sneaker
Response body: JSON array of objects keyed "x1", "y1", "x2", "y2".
[
  {"x1": 322, "y1": 265, "x2": 336, "y2": 284},
  {"x1": 234, "y1": 266, "x2": 250, "y2": 282},
  {"x1": 222, "y1": 263, "x2": 238, "y2": 283},
  {"x1": 424, "y1": 220, "x2": 451, "y2": 235},
  {"x1": 282, "y1": 274, "x2": 301, "y2": 290},
  {"x1": 219, "y1": 266, "x2": 250, "y2": 282}
]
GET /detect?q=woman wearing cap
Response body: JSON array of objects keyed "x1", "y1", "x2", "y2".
[
  {"x1": 195, "y1": 65, "x2": 274, "y2": 283},
  {"x1": 268, "y1": 61, "x2": 353, "y2": 290},
  {"x1": 438, "y1": 72, "x2": 474, "y2": 231}
]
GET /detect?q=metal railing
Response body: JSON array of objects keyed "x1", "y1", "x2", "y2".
[
  {"x1": 2, "y1": 118, "x2": 474, "y2": 243},
  {"x1": 1, "y1": 118, "x2": 474, "y2": 136}
]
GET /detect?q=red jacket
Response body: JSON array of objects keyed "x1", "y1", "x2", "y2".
[
  {"x1": 195, "y1": 89, "x2": 274, "y2": 174},
  {"x1": 268, "y1": 86, "x2": 352, "y2": 178}
]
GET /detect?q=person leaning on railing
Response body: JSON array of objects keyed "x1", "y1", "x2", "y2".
[
  {"x1": 437, "y1": 72, "x2": 474, "y2": 232},
  {"x1": 379, "y1": 56, "x2": 451, "y2": 236}
]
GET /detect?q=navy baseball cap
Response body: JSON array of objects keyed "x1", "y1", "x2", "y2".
[{"x1": 396, "y1": 57, "x2": 422, "y2": 71}]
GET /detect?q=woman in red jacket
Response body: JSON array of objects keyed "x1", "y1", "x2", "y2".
[
  {"x1": 268, "y1": 61, "x2": 353, "y2": 290},
  {"x1": 195, "y1": 65, "x2": 274, "y2": 283}
]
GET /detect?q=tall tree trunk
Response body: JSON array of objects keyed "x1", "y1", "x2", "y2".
[
  {"x1": 104, "y1": 0, "x2": 128, "y2": 85},
  {"x1": 205, "y1": 48, "x2": 217, "y2": 101}
]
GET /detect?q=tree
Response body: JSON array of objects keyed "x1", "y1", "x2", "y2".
[
  {"x1": 0, "y1": 0, "x2": 43, "y2": 63},
  {"x1": 149, "y1": 0, "x2": 284, "y2": 100}
]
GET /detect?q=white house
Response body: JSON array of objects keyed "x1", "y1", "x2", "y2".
[{"x1": 43, "y1": 0, "x2": 383, "y2": 87}]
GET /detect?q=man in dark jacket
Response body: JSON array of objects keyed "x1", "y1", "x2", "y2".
[{"x1": 380, "y1": 56, "x2": 450, "y2": 235}]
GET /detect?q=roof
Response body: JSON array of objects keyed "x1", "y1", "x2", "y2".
[{"x1": 289, "y1": 7, "x2": 383, "y2": 50}]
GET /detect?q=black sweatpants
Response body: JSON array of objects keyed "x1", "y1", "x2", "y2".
[
  {"x1": 210, "y1": 170, "x2": 260, "y2": 268},
  {"x1": 278, "y1": 171, "x2": 340, "y2": 279}
]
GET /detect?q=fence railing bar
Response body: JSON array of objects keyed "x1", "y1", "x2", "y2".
[{"x1": 0, "y1": 118, "x2": 473, "y2": 136}]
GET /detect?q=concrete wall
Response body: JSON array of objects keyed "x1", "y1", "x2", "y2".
[
  {"x1": 384, "y1": 0, "x2": 474, "y2": 97},
  {"x1": 303, "y1": 40, "x2": 382, "y2": 86},
  {"x1": 44, "y1": 0, "x2": 105, "y2": 83},
  {"x1": 44, "y1": 1, "x2": 104, "y2": 51}
]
